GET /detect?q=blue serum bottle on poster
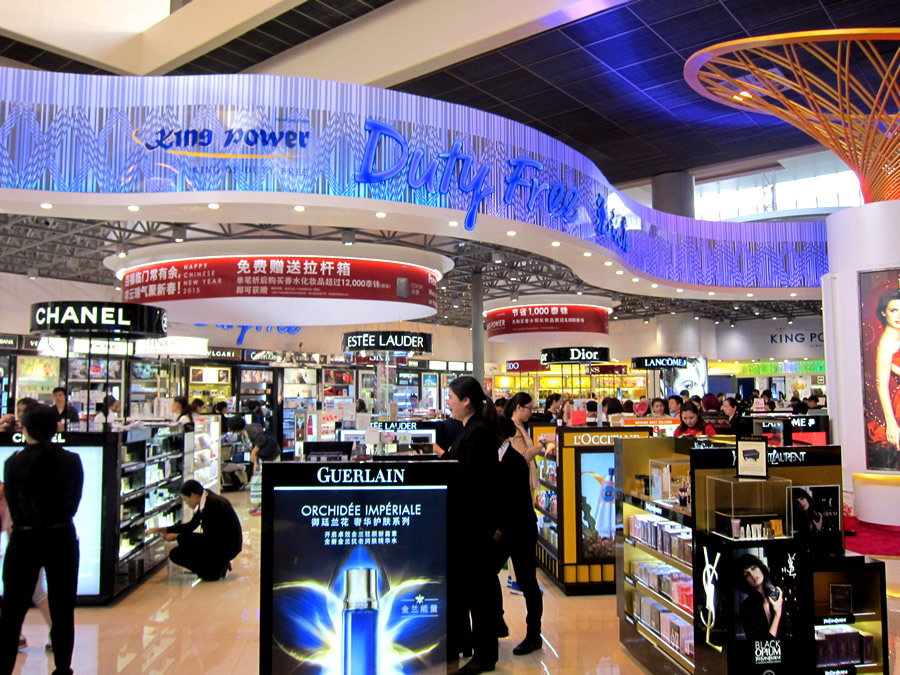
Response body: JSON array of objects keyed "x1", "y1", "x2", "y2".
[{"x1": 342, "y1": 568, "x2": 378, "y2": 675}]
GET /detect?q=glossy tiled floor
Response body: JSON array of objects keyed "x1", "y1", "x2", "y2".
[
  {"x1": 14, "y1": 490, "x2": 649, "y2": 674},
  {"x1": 19, "y1": 492, "x2": 900, "y2": 674}
]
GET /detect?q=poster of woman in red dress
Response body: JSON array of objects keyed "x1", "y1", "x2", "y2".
[{"x1": 860, "y1": 268, "x2": 900, "y2": 470}]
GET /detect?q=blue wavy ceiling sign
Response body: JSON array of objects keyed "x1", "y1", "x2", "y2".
[{"x1": 0, "y1": 68, "x2": 827, "y2": 288}]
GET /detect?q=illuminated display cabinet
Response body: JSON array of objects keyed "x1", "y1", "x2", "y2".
[
  {"x1": 616, "y1": 438, "x2": 888, "y2": 675},
  {"x1": 531, "y1": 424, "x2": 653, "y2": 595},
  {"x1": 0, "y1": 429, "x2": 188, "y2": 604}
]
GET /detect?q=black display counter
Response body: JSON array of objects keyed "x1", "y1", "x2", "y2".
[
  {"x1": 615, "y1": 437, "x2": 889, "y2": 675},
  {"x1": 0, "y1": 429, "x2": 185, "y2": 605},
  {"x1": 261, "y1": 459, "x2": 456, "y2": 674}
]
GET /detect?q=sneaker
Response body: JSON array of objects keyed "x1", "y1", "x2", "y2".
[
  {"x1": 18, "y1": 635, "x2": 26, "y2": 651},
  {"x1": 508, "y1": 580, "x2": 523, "y2": 595}
]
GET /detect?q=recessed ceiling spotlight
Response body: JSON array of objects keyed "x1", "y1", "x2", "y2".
[
  {"x1": 754, "y1": 311, "x2": 760, "y2": 316},
  {"x1": 643, "y1": 319, "x2": 649, "y2": 324},
  {"x1": 575, "y1": 283, "x2": 584, "y2": 296},
  {"x1": 127, "y1": 205, "x2": 140, "y2": 213},
  {"x1": 769, "y1": 357, "x2": 775, "y2": 361},
  {"x1": 510, "y1": 276, "x2": 518, "y2": 281},
  {"x1": 452, "y1": 304, "x2": 459, "y2": 309},
  {"x1": 733, "y1": 306, "x2": 739, "y2": 310},
  {"x1": 613, "y1": 316, "x2": 618, "y2": 320},
  {"x1": 207, "y1": 203, "x2": 220, "y2": 210},
  {"x1": 746, "y1": 292, "x2": 754, "y2": 297},
  {"x1": 440, "y1": 285, "x2": 447, "y2": 290},
  {"x1": 730, "y1": 323, "x2": 735, "y2": 328},
  {"x1": 342, "y1": 231, "x2": 355, "y2": 246},
  {"x1": 789, "y1": 292, "x2": 797, "y2": 297},
  {"x1": 511, "y1": 292, "x2": 519, "y2": 303},
  {"x1": 631, "y1": 277, "x2": 639, "y2": 283},
  {"x1": 772, "y1": 316, "x2": 778, "y2": 320},
  {"x1": 493, "y1": 253, "x2": 504, "y2": 264},
  {"x1": 676, "y1": 288, "x2": 684, "y2": 293},
  {"x1": 506, "y1": 230, "x2": 516, "y2": 237},
  {"x1": 670, "y1": 311, "x2": 676, "y2": 315},
  {"x1": 448, "y1": 220, "x2": 458, "y2": 227},
  {"x1": 375, "y1": 211, "x2": 387, "y2": 218},
  {"x1": 551, "y1": 241, "x2": 561, "y2": 247},
  {"x1": 293, "y1": 205, "x2": 306, "y2": 212},
  {"x1": 603, "y1": 261, "x2": 613, "y2": 267},
  {"x1": 650, "y1": 283, "x2": 659, "y2": 288},
  {"x1": 788, "y1": 319, "x2": 793, "y2": 325},
  {"x1": 583, "y1": 251, "x2": 592, "y2": 257},
  {"x1": 615, "y1": 270, "x2": 624, "y2": 276},
  {"x1": 116, "y1": 245, "x2": 128, "y2": 259},
  {"x1": 27, "y1": 268, "x2": 38, "y2": 279},
  {"x1": 714, "y1": 320, "x2": 720, "y2": 325},
  {"x1": 694, "y1": 316, "x2": 700, "y2": 320},
  {"x1": 803, "y1": 357, "x2": 809, "y2": 361},
  {"x1": 113, "y1": 283, "x2": 121, "y2": 291},
  {"x1": 707, "y1": 291, "x2": 715, "y2": 296},
  {"x1": 172, "y1": 225, "x2": 186, "y2": 243}
]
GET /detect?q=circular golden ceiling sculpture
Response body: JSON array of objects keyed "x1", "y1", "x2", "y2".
[{"x1": 685, "y1": 28, "x2": 900, "y2": 203}]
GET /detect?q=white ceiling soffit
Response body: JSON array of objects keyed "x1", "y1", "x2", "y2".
[
  {"x1": 248, "y1": 0, "x2": 629, "y2": 87},
  {"x1": 0, "y1": 0, "x2": 301, "y2": 75}
]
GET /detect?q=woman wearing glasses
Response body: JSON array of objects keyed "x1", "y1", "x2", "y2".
[{"x1": 504, "y1": 393, "x2": 544, "y2": 492}]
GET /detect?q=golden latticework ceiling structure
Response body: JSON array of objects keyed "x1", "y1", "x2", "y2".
[{"x1": 685, "y1": 29, "x2": 900, "y2": 203}]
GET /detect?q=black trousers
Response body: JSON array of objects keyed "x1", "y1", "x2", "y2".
[
  {"x1": 466, "y1": 542, "x2": 500, "y2": 666},
  {"x1": 169, "y1": 533, "x2": 231, "y2": 581},
  {"x1": 494, "y1": 533, "x2": 542, "y2": 639},
  {"x1": 0, "y1": 525, "x2": 79, "y2": 675}
]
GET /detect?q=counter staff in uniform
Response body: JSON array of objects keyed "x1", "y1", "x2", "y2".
[
  {"x1": 51, "y1": 388, "x2": 79, "y2": 431},
  {"x1": 0, "y1": 404, "x2": 83, "y2": 675},
  {"x1": 147, "y1": 480, "x2": 242, "y2": 581}
]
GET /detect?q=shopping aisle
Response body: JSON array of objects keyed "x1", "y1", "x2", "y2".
[{"x1": 15, "y1": 490, "x2": 649, "y2": 674}]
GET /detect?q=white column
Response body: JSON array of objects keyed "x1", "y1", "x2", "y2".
[{"x1": 824, "y1": 201, "x2": 900, "y2": 523}]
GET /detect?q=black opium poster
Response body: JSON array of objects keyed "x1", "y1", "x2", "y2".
[
  {"x1": 694, "y1": 533, "x2": 807, "y2": 674},
  {"x1": 262, "y1": 462, "x2": 450, "y2": 674}
]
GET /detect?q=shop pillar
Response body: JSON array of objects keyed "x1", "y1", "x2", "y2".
[
  {"x1": 471, "y1": 271, "x2": 484, "y2": 386},
  {"x1": 650, "y1": 171, "x2": 695, "y2": 218},
  {"x1": 822, "y1": 200, "x2": 900, "y2": 523},
  {"x1": 654, "y1": 313, "x2": 717, "y2": 359}
]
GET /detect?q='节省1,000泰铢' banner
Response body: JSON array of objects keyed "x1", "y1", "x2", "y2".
[
  {"x1": 860, "y1": 268, "x2": 900, "y2": 471},
  {"x1": 262, "y1": 462, "x2": 449, "y2": 674}
]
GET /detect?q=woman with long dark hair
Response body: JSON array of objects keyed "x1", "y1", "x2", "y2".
[
  {"x1": 674, "y1": 401, "x2": 716, "y2": 437},
  {"x1": 870, "y1": 289, "x2": 900, "y2": 454},
  {"x1": 504, "y1": 393, "x2": 542, "y2": 491},
  {"x1": 443, "y1": 376, "x2": 503, "y2": 673},
  {"x1": 171, "y1": 396, "x2": 194, "y2": 431},
  {"x1": 793, "y1": 487, "x2": 824, "y2": 533},
  {"x1": 736, "y1": 554, "x2": 787, "y2": 640}
]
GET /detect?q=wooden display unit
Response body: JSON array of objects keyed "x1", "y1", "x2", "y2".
[{"x1": 532, "y1": 424, "x2": 653, "y2": 595}]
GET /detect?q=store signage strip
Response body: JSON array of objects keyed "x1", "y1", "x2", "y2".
[
  {"x1": 29, "y1": 301, "x2": 167, "y2": 339},
  {"x1": 540, "y1": 346, "x2": 610, "y2": 365},
  {"x1": 342, "y1": 331, "x2": 433, "y2": 353}
]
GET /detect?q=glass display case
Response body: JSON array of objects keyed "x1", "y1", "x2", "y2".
[
  {"x1": 394, "y1": 371, "x2": 420, "y2": 411},
  {"x1": 68, "y1": 356, "x2": 124, "y2": 420},
  {"x1": 705, "y1": 475, "x2": 792, "y2": 542},
  {"x1": 188, "y1": 365, "x2": 233, "y2": 410},
  {"x1": 188, "y1": 414, "x2": 221, "y2": 491},
  {"x1": 130, "y1": 358, "x2": 183, "y2": 419},
  {"x1": 238, "y1": 367, "x2": 276, "y2": 432},
  {"x1": 282, "y1": 367, "x2": 317, "y2": 453},
  {"x1": 15, "y1": 355, "x2": 60, "y2": 404}
]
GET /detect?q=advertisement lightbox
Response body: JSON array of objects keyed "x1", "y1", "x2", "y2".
[{"x1": 262, "y1": 461, "x2": 451, "y2": 674}]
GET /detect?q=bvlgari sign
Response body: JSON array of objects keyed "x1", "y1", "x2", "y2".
[
  {"x1": 30, "y1": 301, "x2": 167, "y2": 339},
  {"x1": 341, "y1": 331, "x2": 433, "y2": 353}
]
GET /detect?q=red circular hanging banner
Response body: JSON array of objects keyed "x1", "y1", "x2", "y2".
[
  {"x1": 121, "y1": 256, "x2": 438, "y2": 309},
  {"x1": 486, "y1": 304, "x2": 609, "y2": 340}
]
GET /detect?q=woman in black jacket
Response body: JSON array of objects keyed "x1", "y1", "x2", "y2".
[{"x1": 443, "y1": 376, "x2": 503, "y2": 674}]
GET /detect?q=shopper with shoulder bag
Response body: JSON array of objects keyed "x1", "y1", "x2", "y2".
[{"x1": 226, "y1": 416, "x2": 279, "y2": 516}]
